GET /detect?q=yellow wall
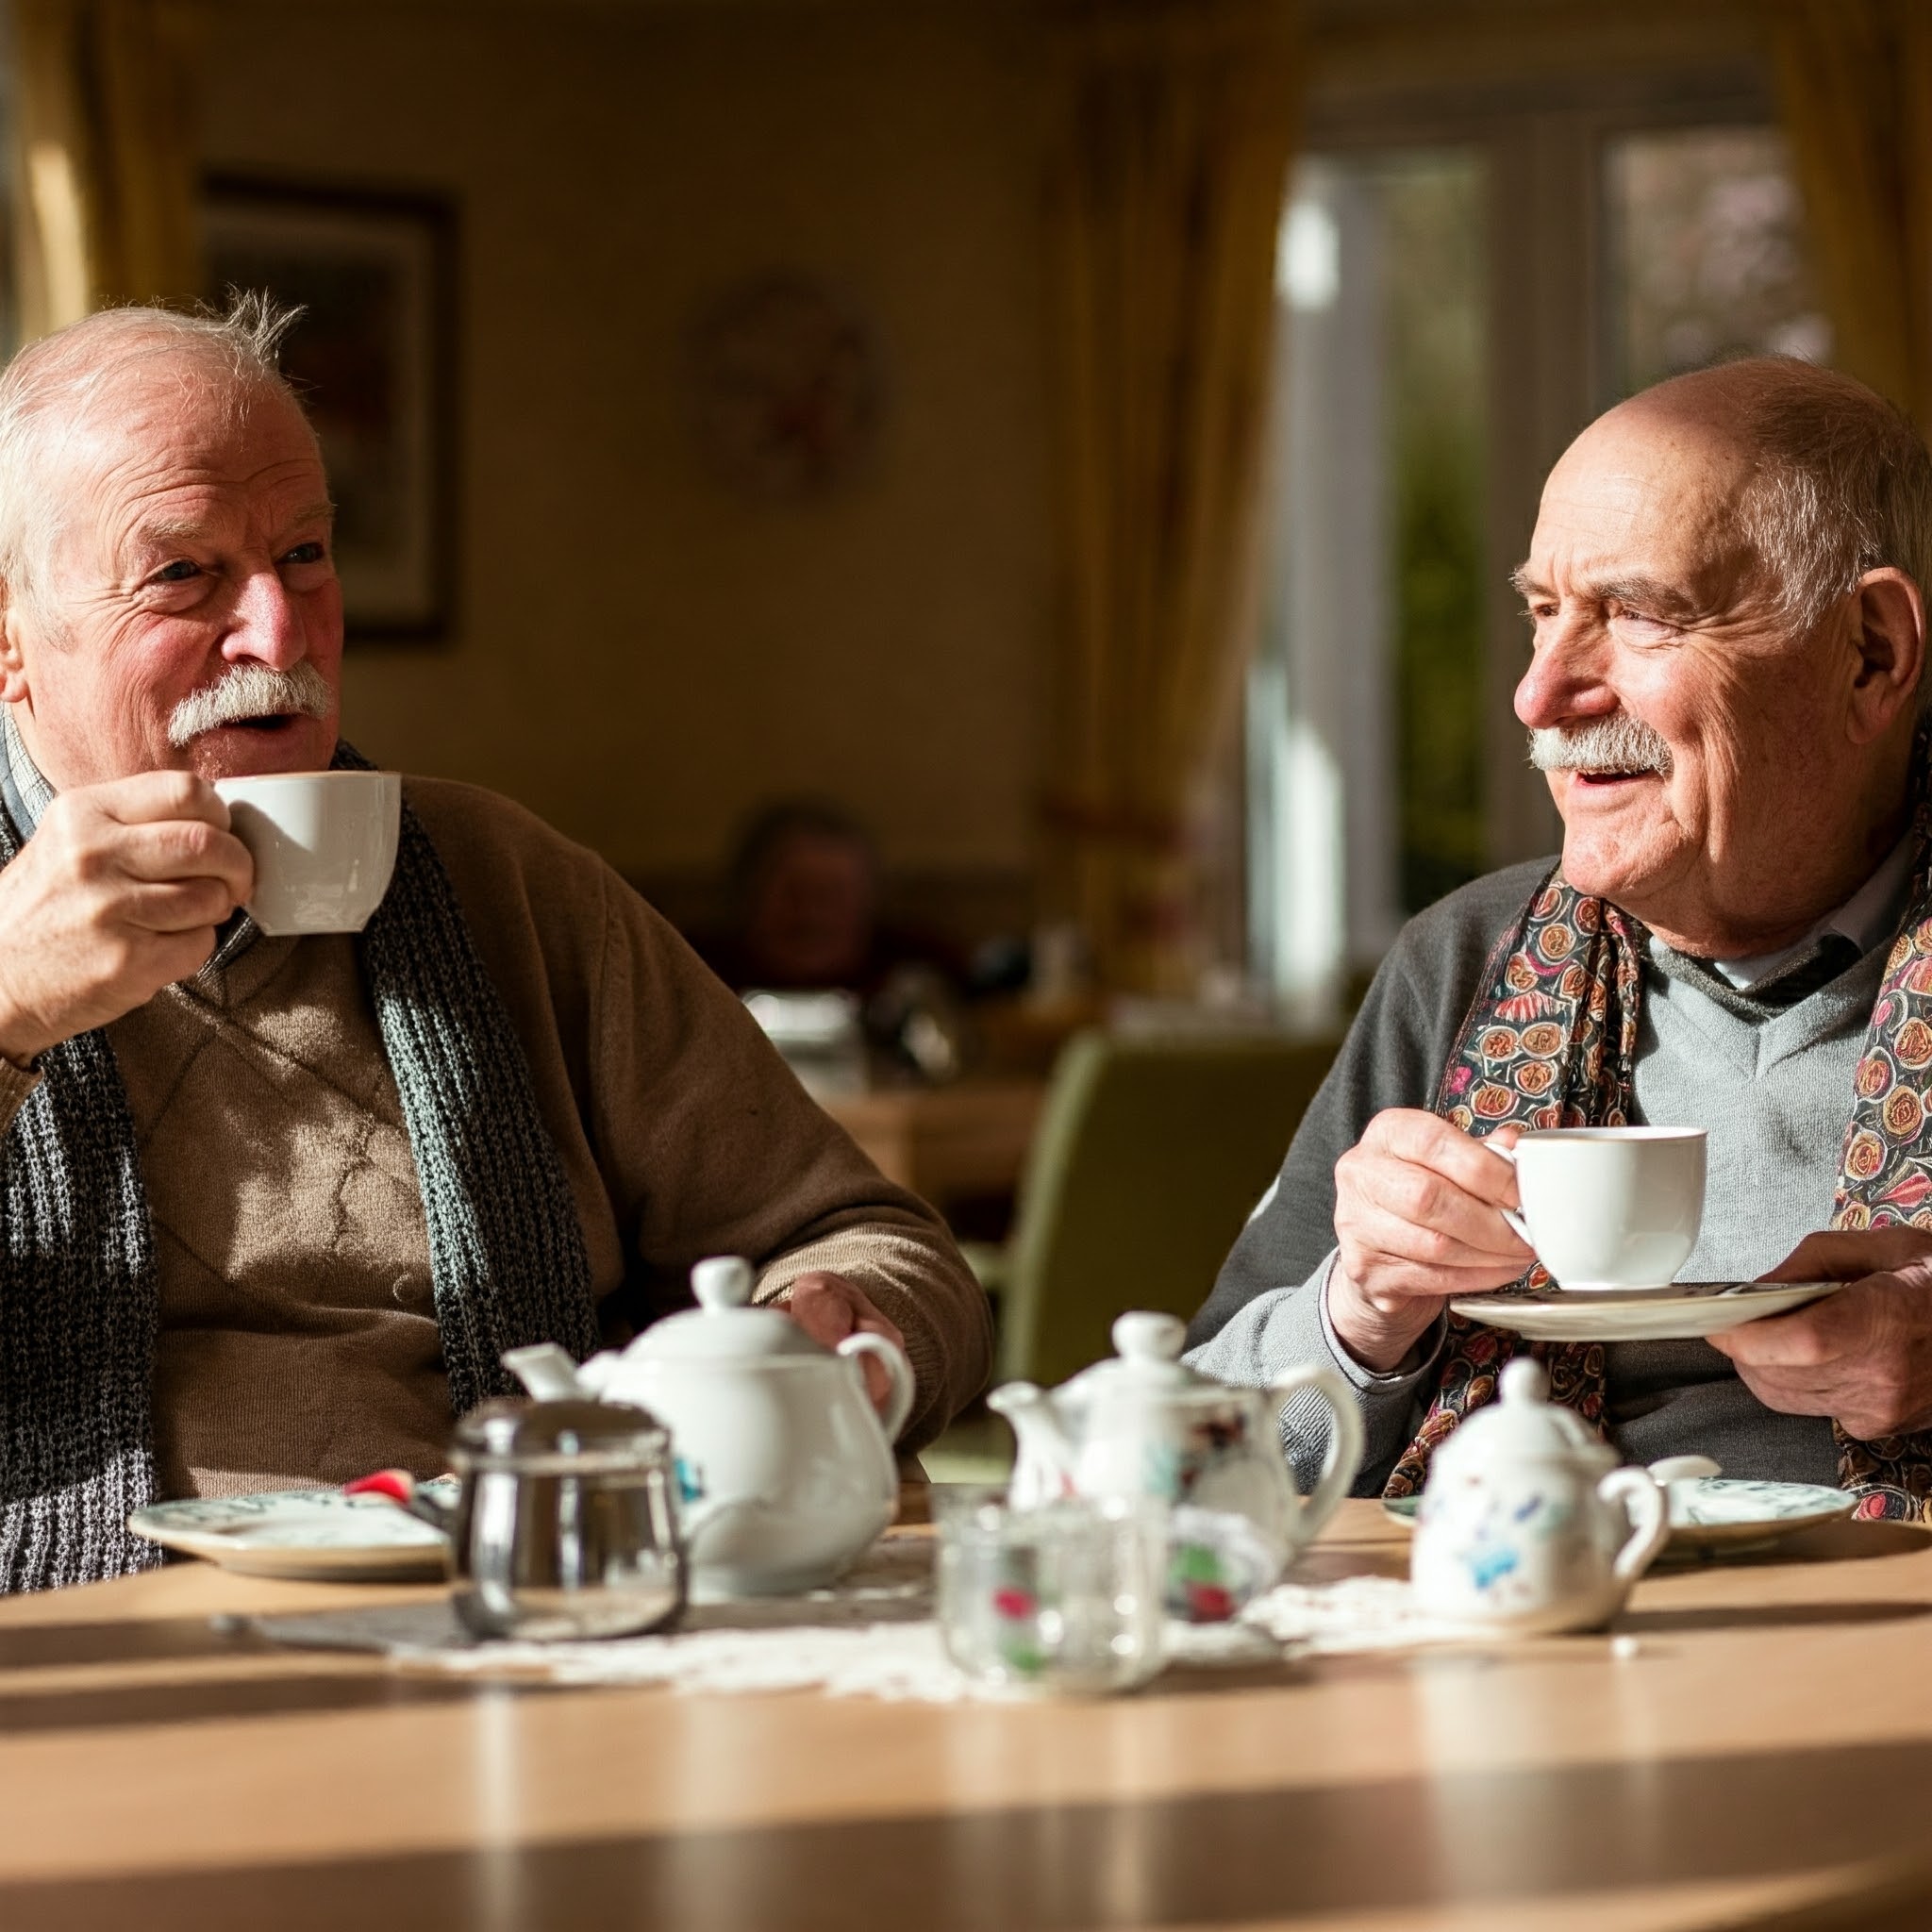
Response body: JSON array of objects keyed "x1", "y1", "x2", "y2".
[{"x1": 202, "y1": 0, "x2": 1056, "y2": 883}]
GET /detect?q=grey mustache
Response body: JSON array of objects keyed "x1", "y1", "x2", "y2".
[
  {"x1": 1527, "y1": 716, "x2": 1674, "y2": 775},
  {"x1": 166, "y1": 662, "x2": 334, "y2": 748}
]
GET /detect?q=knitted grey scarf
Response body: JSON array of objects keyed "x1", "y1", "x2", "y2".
[{"x1": 0, "y1": 745, "x2": 601, "y2": 1591}]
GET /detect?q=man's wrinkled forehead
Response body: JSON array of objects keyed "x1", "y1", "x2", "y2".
[
  {"x1": 40, "y1": 374, "x2": 322, "y2": 567},
  {"x1": 1521, "y1": 404, "x2": 1762, "y2": 604}
]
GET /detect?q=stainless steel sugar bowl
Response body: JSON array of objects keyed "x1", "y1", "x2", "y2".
[{"x1": 412, "y1": 1398, "x2": 687, "y2": 1641}]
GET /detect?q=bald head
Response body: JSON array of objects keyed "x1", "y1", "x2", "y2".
[
  {"x1": 0, "y1": 295, "x2": 314, "y2": 628},
  {"x1": 1598, "y1": 357, "x2": 1932, "y2": 640},
  {"x1": 1516, "y1": 354, "x2": 1931, "y2": 958}
]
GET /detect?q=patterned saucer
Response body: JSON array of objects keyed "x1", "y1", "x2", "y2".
[
  {"x1": 1384, "y1": 1478, "x2": 1856, "y2": 1554},
  {"x1": 128, "y1": 1481, "x2": 457, "y2": 1581},
  {"x1": 1447, "y1": 1279, "x2": 1842, "y2": 1343},
  {"x1": 1659, "y1": 1477, "x2": 1857, "y2": 1550}
]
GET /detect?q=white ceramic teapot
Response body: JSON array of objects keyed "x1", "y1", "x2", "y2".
[
  {"x1": 1409, "y1": 1356, "x2": 1671, "y2": 1634},
  {"x1": 542, "y1": 1257, "x2": 914, "y2": 1601},
  {"x1": 987, "y1": 1312, "x2": 1365, "y2": 1619}
]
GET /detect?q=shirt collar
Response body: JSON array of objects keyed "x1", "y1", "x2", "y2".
[
  {"x1": 1709, "y1": 832, "x2": 1920, "y2": 991},
  {"x1": 1, "y1": 706, "x2": 55, "y2": 838}
]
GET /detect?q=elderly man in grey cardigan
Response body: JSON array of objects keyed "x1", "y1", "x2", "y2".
[{"x1": 1188, "y1": 356, "x2": 1932, "y2": 1519}]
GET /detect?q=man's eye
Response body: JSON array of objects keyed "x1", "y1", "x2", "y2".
[
  {"x1": 1612, "y1": 609, "x2": 1674, "y2": 639},
  {"x1": 281, "y1": 541, "x2": 327, "y2": 567},
  {"x1": 153, "y1": 559, "x2": 200, "y2": 584}
]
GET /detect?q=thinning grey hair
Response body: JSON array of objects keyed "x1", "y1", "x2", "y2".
[
  {"x1": 0, "y1": 291, "x2": 308, "y2": 627},
  {"x1": 1717, "y1": 357, "x2": 1932, "y2": 671}
]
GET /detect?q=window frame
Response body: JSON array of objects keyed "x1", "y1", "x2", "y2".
[{"x1": 1292, "y1": 58, "x2": 1784, "y2": 873}]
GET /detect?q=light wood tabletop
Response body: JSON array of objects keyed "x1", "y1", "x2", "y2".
[{"x1": 4, "y1": 1496, "x2": 1932, "y2": 1930}]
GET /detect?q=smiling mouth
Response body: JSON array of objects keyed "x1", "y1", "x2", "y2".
[{"x1": 1572, "y1": 769, "x2": 1660, "y2": 788}]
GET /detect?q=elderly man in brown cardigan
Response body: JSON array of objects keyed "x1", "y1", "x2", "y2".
[{"x1": 0, "y1": 297, "x2": 990, "y2": 1591}]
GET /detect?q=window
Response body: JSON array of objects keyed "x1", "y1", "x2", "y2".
[
  {"x1": 1247, "y1": 150, "x2": 1489, "y2": 1020},
  {"x1": 1248, "y1": 84, "x2": 1828, "y2": 1018},
  {"x1": 1607, "y1": 126, "x2": 1829, "y2": 396}
]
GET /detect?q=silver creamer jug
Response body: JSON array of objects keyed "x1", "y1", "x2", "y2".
[{"x1": 355, "y1": 1397, "x2": 687, "y2": 1640}]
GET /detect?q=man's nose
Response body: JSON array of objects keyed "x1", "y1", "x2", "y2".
[
  {"x1": 221, "y1": 563, "x2": 306, "y2": 669},
  {"x1": 1514, "y1": 621, "x2": 1617, "y2": 731}
]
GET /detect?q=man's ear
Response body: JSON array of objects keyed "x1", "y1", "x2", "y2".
[
  {"x1": 0, "y1": 581, "x2": 27, "y2": 707},
  {"x1": 1846, "y1": 567, "x2": 1926, "y2": 744}
]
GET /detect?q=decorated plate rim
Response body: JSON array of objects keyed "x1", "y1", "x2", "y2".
[
  {"x1": 1452, "y1": 1279, "x2": 1841, "y2": 1310},
  {"x1": 1383, "y1": 1477, "x2": 1857, "y2": 1538},
  {"x1": 128, "y1": 1480, "x2": 457, "y2": 1553}
]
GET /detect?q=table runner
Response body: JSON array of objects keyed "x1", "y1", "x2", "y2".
[{"x1": 248, "y1": 1534, "x2": 1490, "y2": 1702}]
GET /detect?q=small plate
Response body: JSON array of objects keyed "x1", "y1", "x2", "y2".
[
  {"x1": 1658, "y1": 1476, "x2": 1857, "y2": 1550},
  {"x1": 1383, "y1": 1478, "x2": 1856, "y2": 1554},
  {"x1": 1448, "y1": 1279, "x2": 1842, "y2": 1342},
  {"x1": 128, "y1": 1482, "x2": 456, "y2": 1581}
]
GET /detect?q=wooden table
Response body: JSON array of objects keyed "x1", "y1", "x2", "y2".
[
  {"x1": 822, "y1": 1079, "x2": 1045, "y2": 1208},
  {"x1": 5, "y1": 1499, "x2": 1932, "y2": 1929}
]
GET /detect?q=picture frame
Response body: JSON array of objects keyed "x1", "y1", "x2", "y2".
[{"x1": 203, "y1": 176, "x2": 458, "y2": 643}]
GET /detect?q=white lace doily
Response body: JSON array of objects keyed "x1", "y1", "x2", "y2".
[{"x1": 252, "y1": 1537, "x2": 1476, "y2": 1703}]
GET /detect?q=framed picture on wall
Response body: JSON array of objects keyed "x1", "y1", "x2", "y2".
[{"x1": 203, "y1": 177, "x2": 458, "y2": 642}]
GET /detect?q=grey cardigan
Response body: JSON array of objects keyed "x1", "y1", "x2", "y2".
[{"x1": 1186, "y1": 861, "x2": 1889, "y2": 1493}]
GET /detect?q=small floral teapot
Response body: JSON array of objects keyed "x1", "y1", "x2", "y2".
[
  {"x1": 988, "y1": 1311, "x2": 1364, "y2": 1620},
  {"x1": 1409, "y1": 1357, "x2": 1671, "y2": 1634}
]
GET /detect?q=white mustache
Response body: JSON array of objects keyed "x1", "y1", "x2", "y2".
[
  {"x1": 1527, "y1": 716, "x2": 1674, "y2": 776},
  {"x1": 166, "y1": 662, "x2": 334, "y2": 748}
]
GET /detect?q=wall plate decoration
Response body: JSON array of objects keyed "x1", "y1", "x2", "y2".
[
  {"x1": 205, "y1": 177, "x2": 458, "y2": 642},
  {"x1": 690, "y1": 273, "x2": 884, "y2": 501}
]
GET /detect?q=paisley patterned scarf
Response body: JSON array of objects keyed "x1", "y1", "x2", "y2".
[{"x1": 1383, "y1": 809, "x2": 1932, "y2": 1523}]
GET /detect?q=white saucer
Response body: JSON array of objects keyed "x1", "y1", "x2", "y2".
[
  {"x1": 1448, "y1": 1279, "x2": 1842, "y2": 1342},
  {"x1": 1383, "y1": 1477, "x2": 1857, "y2": 1554},
  {"x1": 1660, "y1": 1477, "x2": 1856, "y2": 1551},
  {"x1": 128, "y1": 1482, "x2": 456, "y2": 1581}
]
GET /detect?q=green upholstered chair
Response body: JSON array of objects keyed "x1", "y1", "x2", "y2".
[
  {"x1": 923, "y1": 1029, "x2": 1340, "y2": 1484},
  {"x1": 994, "y1": 1029, "x2": 1342, "y2": 1387}
]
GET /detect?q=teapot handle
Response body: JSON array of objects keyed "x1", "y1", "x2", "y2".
[
  {"x1": 839, "y1": 1332, "x2": 916, "y2": 1442},
  {"x1": 1268, "y1": 1363, "x2": 1365, "y2": 1541},
  {"x1": 1598, "y1": 1466, "x2": 1672, "y2": 1585}
]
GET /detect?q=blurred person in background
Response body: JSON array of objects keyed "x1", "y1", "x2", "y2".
[
  {"x1": 700, "y1": 799, "x2": 973, "y2": 1083},
  {"x1": 701, "y1": 799, "x2": 950, "y2": 997}
]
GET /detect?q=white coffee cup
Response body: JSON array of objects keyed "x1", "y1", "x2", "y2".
[
  {"x1": 213, "y1": 771, "x2": 402, "y2": 936},
  {"x1": 1491, "y1": 1126, "x2": 1707, "y2": 1291}
]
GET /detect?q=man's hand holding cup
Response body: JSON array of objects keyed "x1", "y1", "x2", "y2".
[
  {"x1": 1327, "y1": 1109, "x2": 1533, "y2": 1373},
  {"x1": 0, "y1": 772, "x2": 253, "y2": 1066}
]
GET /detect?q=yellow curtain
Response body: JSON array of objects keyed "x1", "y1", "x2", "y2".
[
  {"x1": 1764, "y1": 0, "x2": 1932, "y2": 429},
  {"x1": 9, "y1": 0, "x2": 206, "y2": 340},
  {"x1": 1043, "y1": 0, "x2": 1302, "y2": 995}
]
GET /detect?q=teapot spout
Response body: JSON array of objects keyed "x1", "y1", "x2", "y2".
[
  {"x1": 501, "y1": 1343, "x2": 588, "y2": 1401},
  {"x1": 987, "y1": 1381, "x2": 1079, "y2": 1508}
]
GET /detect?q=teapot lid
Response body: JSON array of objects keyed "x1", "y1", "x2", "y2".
[
  {"x1": 630, "y1": 1256, "x2": 825, "y2": 1362},
  {"x1": 1058, "y1": 1311, "x2": 1218, "y2": 1405},
  {"x1": 1429, "y1": 1356, "x2": 1613, "y2": 1478}
]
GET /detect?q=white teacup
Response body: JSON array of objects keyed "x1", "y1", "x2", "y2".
[
  {"x1": 213, "y1": 771, "x2": 402, "y2": 936},
  {"x1": 1491, "y1": 1126, "x2": 1707, "y2": 1291}
]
